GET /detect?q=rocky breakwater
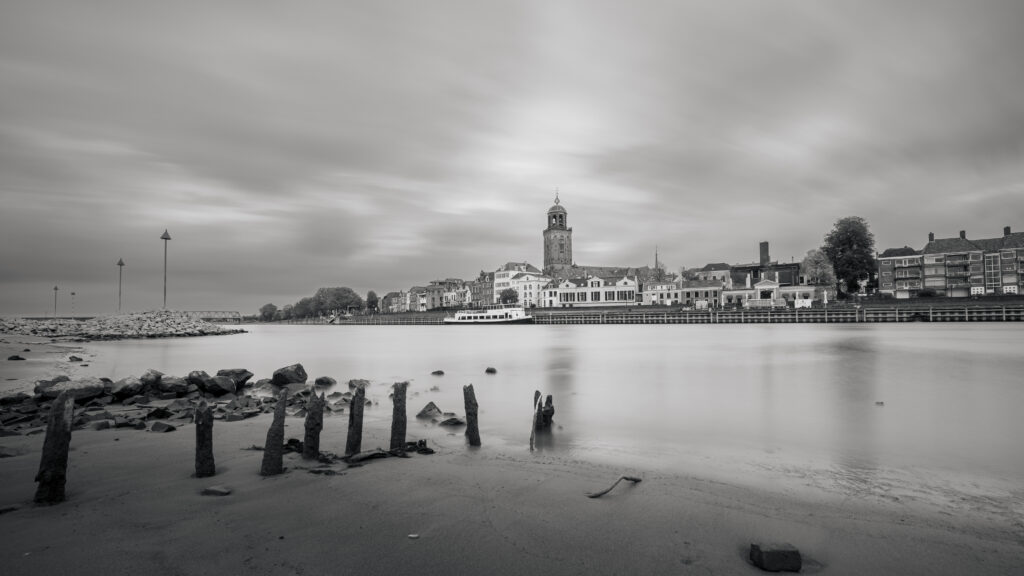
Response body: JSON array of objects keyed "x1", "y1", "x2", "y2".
[
  {"x1": 0, "y1": 363, "x2": 371, "y2": 437},
  {"x1": 0, "y1": 310, "x2": 246, "y2": 341}
]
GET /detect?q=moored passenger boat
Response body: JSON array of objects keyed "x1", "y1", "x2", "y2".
[{"x1": 443, "y1": 304, "x2": 533, "y2": 324}]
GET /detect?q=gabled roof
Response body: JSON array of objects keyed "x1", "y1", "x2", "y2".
[
  {"x1": 700, "y1": 262, "x2": 731, "y2": 271},
  {"x1": 497, "y1": 261, "x2": 541, "y2": 273},
  {"x1": 879, "y1": 246, "x2": 918, "y2": 258},
  {"x1": 1003, "y1": 232, "x2": 1024, "y2": 249},
  {"x1": 922, "y1": 237, "x2": 980, "y2": 254}
]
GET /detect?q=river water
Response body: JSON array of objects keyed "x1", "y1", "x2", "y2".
[{"x1": 70, "y1": 323, "x2": 1024, "y2": 501}]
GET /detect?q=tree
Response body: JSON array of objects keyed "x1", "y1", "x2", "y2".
[
  {"x1": 499, "y1": 288, "x2": 519, "y2": 304},
  {"x1": 800, "y1": 249, "x2": 837, "y2": 286},
  {"x1": 366, "y1": 290, "x2": 378, "y2": 313},
  {"x1": 822, "y1": 216, "x2": 876, "y2": 294},
  {"x1": 259, "y1": 303, "x2": 278, "y2": 322}
]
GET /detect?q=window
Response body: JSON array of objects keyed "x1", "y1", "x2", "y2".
[
  {"x1": 605, "y1": 291, "x2": 614, "y2": 300},
  {"x1": 592, "y1": 291, "x2": 600, "y2": 301}
]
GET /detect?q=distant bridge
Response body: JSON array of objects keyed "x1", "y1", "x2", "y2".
[{"x1": 184, "y1": 311, "x2": 243, "y2": 324}]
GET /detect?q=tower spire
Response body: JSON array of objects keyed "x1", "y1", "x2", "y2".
[{"x1": 554, "y1": 188, "x2": 560, "y2": 205}]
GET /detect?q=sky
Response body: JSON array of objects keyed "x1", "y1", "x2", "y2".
[{"x1": 1, "y1": 1, "x2": 1023, "y2": 316}]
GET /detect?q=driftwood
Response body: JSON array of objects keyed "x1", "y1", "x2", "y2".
[
  {"x1": 345, "y1": 448, "x2": 389, "y2": 464},
  {"x1": 585, "y1": 476, "x2": 642, "y2": 499}
]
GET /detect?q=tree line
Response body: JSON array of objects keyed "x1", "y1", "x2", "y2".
[{"x1": 258, "y1": 287, "x2": 378, "y2": 322}]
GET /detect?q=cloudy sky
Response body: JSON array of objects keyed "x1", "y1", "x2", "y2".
[{"x1": 2, "y1": 1, "x2": 1022, "y2": 315}]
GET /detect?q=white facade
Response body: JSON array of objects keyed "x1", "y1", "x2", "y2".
[
  {"x1": 493, "y1": 262, "x2": 541, "y2": 304},
  {"x1": 642, "y1": 281, "x2": 680, "y2": 305},
  {"x1": 541, "y1": 275, "x2": 638, "y2": 308},
  {"x1": 510, "y1": 272, "x2": 551, "y2": 308}
]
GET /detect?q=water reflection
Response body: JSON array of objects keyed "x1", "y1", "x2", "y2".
[
  {"x1": 535, "y1": 327, "x2": 577, "y2": 451},
  {"x1": 827, "y1": 333, "x2": 881, "y2": 493}
]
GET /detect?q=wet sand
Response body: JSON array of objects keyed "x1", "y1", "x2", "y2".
[
  {"x1": 1, "y1": 409, "x2": 1022, "y2": 576},
  {"x1": 0, "y1": 336, "x2": 88, "y2": 395}
]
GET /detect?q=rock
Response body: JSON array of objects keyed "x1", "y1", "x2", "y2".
[
  {"x1": 204, "y1": 375, "x2": 238, "y2": 396},
  {"x1": 39, "y1": 378, "x2": 107, "y2": 403},
  {"x1": 68, "y1": 355, "x2": 83, "y2": 362},
  {"x1": 439, "y1": 417, "x2": 465, "y2": 427},
  {"x1": 201, "y1": 485, "x2": 232, "y2": 496},
  {"x1": 150, "y1": 421, "x2": 176, "y2": 433},
  {"x1": 485, "y1": 367, "x2": 497, "y2": 374},
  {"x1": 749, "y1": 543, "x2": 802, "y2": 573},
  {"x1": 91, "y1": 420, "x2": 114, "y2": 430},
  {"x1": 216, "y1": 368, "x2": 253, "y2": 388},
  {"x1": 186, "y1": 370, "x2": 214, "y2": 389},
  {"x1": 0, "y1": 392, "x2": 30, "y2": 405},
  {"x1": 23, "y1": 348, "x2": 31, "y2": 352},
  {"x1": 140, "y1": 369, "x2": 163, "y2": 389},
  {"x1": 8, "y1": 355, "x2": 25, "y2": 361},
  {"x1": 272, "y1": 364, "x2": 307, "y2": 386},
  {"x1": 347, "y1": 378, "x2": 370, "y2": 390},
  {"x1": 314, "y1": 376, "x2": 336, "y2": 388},
  {"x1": 32, "y1": 376, "x2": 70, "y2": 396},
  {"x1": 416, "y1": 402, "x2": 443, "y2": 419},
  {"x1": 156, "y1": 376, "x2": 189, "y2": 396},
  {"x1": 431, "y1": 370, "x2": 444, "y2": 376},
  {"x1": 111, "y1": 376, "x2": 145, "y2": 400}
]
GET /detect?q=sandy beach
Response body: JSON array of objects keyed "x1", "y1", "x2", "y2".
[{"x1": 1, "y1": 402, "x2": 1022, "y2": 576}]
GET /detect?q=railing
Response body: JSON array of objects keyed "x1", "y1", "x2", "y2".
[
  {"x1": 946, "y1": 270, "x2": 971, "y2": 278},
  {"x1": 185, "y1": 311, "x2": 243, "y2": 324},
  {"x1": 745, "y1": 299, "x2": 787, "y2": 309}
]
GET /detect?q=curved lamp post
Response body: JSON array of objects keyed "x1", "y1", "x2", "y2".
[
  {"x1": 117, "y1": 258, "x2": 125, "y2": 312},
  {"x1": 53, "y1": 285, "x2": 59, "y2": 318},
  {"x1": 160, "y1": 229, "x2": 171, "y2": 309}
]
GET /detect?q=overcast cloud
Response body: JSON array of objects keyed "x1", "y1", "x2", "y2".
[{"x1": 2, "y1": 1, "x2": 1023, "y2": 315}]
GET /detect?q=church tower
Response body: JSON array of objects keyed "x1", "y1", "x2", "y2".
[{"x1": 543, "y1": 193, "x2": 573, "y2": 277}]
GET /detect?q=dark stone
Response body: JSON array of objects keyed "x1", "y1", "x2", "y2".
[
  {"x1": 302, "y1": 392, "x2": 325, "y2": 460},
  {"x1": 204, "y1": 375, "x2": 238, "y2": 396},
  {"x1": 216, "y1": 368, "x2": 253, "y2": 388},
  {"x1": 749, "y1": 543, "x2": 802, "y2": 573},
  {"x1": 0, "y1": 392, "x2": 30, "y2": 405},
  {"x1": 186, "y1": 370, "x2": 214, "y2": 390},
  {"x1": 111, "y1": 376, "x2": 144, "y2": 400},
  {"x1": 33, "y1": 375, "x2": 70, "y2": 396},
  {"x1": 431, "y1": 370, "x2": 444, "y2": 376},
  {"x1": 91, "y1": 420, "x2": 113, "y2": 430},
  {"x1": 271, "y1": 364, "x2": 307, "y2": 386},
  {"x1": 439, "y1": 417, "x2": 465, "y2": 427},
  {"x1": 416, "y1": 401, "x2": 443, "y2": 419},
  {"x1": 68, "y1": 356, "x2": 83, "y2": 362},
  {"x1": 8, "y1": 355, "x2": 25, "y2": 361},
  {"x1": 463, "y1": 384, "x2": 480, "y2": 446},
  {"x1": 484, "y1": 367, "x2": 497, "y2": 374},
  {"x1": 390, "y1": 382, "x2": 409, "y2": 451},
  {"x1": 194, "y1": 401, "x2": 215, "y2": 477},
  {"x1": 156, "y1": 376, "x2": 189, "y2": 396},
  {"x1": 34, "y1": 391, "x2": 74, "y2": 504},
  {"x1": 260, "y1": 390, "x2": 288, "y2": 475},
  {"x1": 140, "y1": 369, "x2": 163, "y2": 390},
  {"x1": 150, "y1": 421, "x2": 176, "y2": 433},
  {"x1": 314, "y1": 376, "x2": 336, "y2": 388},
  {"x1": 541, "y1": 395, "x2": 555, "y2": 428},
  {"x1": 39, "y1": 378, "x2": 106, "y2": 403}
]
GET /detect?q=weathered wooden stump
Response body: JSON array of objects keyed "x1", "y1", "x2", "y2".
[
  {"x1": 259, "y1": 390, "x2": 288, "y2": 476},
  {"x1": 390, "y1": 382, "x2": 408, "y2": 451},
  {"x1": 541, "y1": 395, "x2": 555, "y2": 427},
  {"x1": 303, "y1": 391, "x2": 325, "y2": 460},
  {"x1": 34, "y1": 391, "x2": 75, "y2": 504},
  {"x1": 463, "y1": 384, "x2": 480, "y2": 447},
  {"x1": 194, "y1": 401, "x2": 215, "y2": 477},
  {"x1": 345, "y1": 384, "x2": 366, "y2": 456}
]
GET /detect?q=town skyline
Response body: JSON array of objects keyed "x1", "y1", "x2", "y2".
[{"x1": 2, "y1": 1, "x2": 1023, "y2": 315}]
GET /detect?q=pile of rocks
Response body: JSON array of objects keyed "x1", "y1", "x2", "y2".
[
  {"x1": 0, "y1": 310, "x2": 246, "y2": 341},
  {"x1": 0, "y1": 363, "x2": 364, "y2": 436}
]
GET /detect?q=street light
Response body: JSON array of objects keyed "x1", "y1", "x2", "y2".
[
  {"x1": 53, "y1": 285, "x2": 58, "y2": 318},
  {"x1": 160, "y1": 229, "x2": 172, "y2": 309},
  {"x1": 71, "y1": 292, "x2": 76, "y2": 318},
  {"x1": 117, "y1": 258, "x2": 125, "y2": 312}
]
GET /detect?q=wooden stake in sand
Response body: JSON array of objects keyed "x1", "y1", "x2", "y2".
[
  {"x1": 34, "y1": 391, "x2": 75, "y2": 504},
  {"x1": 260, "y1": 390, "x2": 288, "y2": 476},
  {"x1": 194, "y1": 400, "x2": 215, "y2": 478},
  {"x1": 463, "y1": 384, "x2": 480, "y2": 447},
  {"x1": 303, "y1": 391, "x2": 325, "y2": 460},
  {"x1": 529, "y1": 390, "x2": 542, "y2": 451},
  {"x1": 345, "y1": 384, "x2": 366, "y2": 456},
  {"x1": 390, "y1": 381, "x2": 408, "y2": 451}
]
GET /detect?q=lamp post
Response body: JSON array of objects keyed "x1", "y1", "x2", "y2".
[
  {"x1": 117, "y1": 258, "x2": 125, "y2": 312},
  {"x1": 71, "y1": 292, "x2": 76, "y2": 318},
  {"x1": 160, "y1": 229, "x2": 171, "y2": 309},
  {"x1": 53, "y1": 285, "x2": 58, "y2": 318}
]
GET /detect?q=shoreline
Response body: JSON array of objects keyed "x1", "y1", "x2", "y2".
[{"x1": 1, "y1": 412, "x2": 1022, "y2": 575}]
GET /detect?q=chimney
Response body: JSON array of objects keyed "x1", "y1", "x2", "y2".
[
  {"x1": 759, "y1": 241, "x2": 770, "y2": 267},
  {"x1": 1005, "y1": 226, "x2": 1012, "y2": 236},
  {"x1": 928, "y1": 232, "x2": 934, "y2": 242},
  {"x1": 959, "y1": 230, "x2": 966, "y2": 239},
  {"x1": 746, "y1": 273, "x2": 751, "y2": 289}
]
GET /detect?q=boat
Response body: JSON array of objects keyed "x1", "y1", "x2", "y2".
[{"x1": 443, "y1": 304, "x2": 534, "y2": 324}]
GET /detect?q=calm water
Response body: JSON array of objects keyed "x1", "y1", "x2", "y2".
[{"x1": 73, "y1": 323, "x2": 1024, "y2": 493}]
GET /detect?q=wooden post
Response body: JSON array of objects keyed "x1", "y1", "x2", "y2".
[
  {"x1": 260, "y1": 390, "x2": 288, "y2": 476},
  {"x1": 541, "y1": 395, "x2": 555, "y2": 427},
  {"x1": 390, "y1": 382, "x2": 408, "y2": 451},
  {"x1": 303, "y1": 391, "x2": 325, "y2": 460},
  {"x1": 34, "y1": 391, "x2": 75, "y2": 504},
  {"x1": 463, "y1": 384, "x2": 480, "y2": 447},
  {"x1": 529, "y1": 390, "x2": 542, "y2": 451},
  {"x1": 345, "y1": 384, "x2": 366, "y2": 456},
  {"x1": 194, "y1": 401, "x2": 215, "y2": 478}
]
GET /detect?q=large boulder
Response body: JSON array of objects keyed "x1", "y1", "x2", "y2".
[
  {"x1": 39, "y1": 377, "x2": 106, "y2": 403},
  {"x1": 216, "y1": 368, "x2": 253, "y2": 388},
  {"x1": 749, "y1": 543, "x2": 802, "y2": 573},
  {"x1": 111, "y1": 376, "x2": 145, "y2": 399},
  {"x1": 156, "y1": 376, "x2": 189, "y2": 396},
  {"x1": 186, "y1": 370, "x2": 214, "y2": 389},
  {"x1": 33, "y1": 376, "x2": 71, "y2": 396},
  {"x1": 140, "y1": 369, "x2": 163, "y2": 390},
  {"x1": 204, "y1": 375, "x2": 238, "y2": 396},
  {"x1": 272, "y1": 364, "x2": 307, "y2": 386},
  {"x1": 416, "y1": 402, "x2": 443, "y2": 419},
  {"x1": 314, "y1": 376, "x2": 337, "y2": 388}
]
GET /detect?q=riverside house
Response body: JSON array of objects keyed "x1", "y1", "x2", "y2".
[{"x1": 541, "y1": 275, "x2": 638, "y2": 308}]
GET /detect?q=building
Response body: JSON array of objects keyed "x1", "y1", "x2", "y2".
[
  {"x1": 696, "y1": 263, "x2": 731, "y2": 283},
  {"x1": 406, "y1": 287, "x2": 427, "y2": 312},
  {"x1": 542, "y1": 194, "x2": 573, "y2": 278},
  {"x1": 878, "y1": 227, "x2": 1024, "y2": 298},
  {"x1": 468, "y1": 271, "x2": 494, "y2": 308},
  {"x1": 381, "y1": 291, "x2": 406, "y2": 314},
  {"x1": 722, "y1": 278, "x2": 823, "y2": 308},
  {"x1": 678, "y1": 280, "x2": 724, "y2": 309},
  {"x1": 509, "y1": 271, "x2": 551, "y2": 307},
  {"x1": 642, "y1": 280, "x2": 680, "y2": 305},
  {"x1": 729, "y1": 241, "x2": 801, "y2": 289},
  {"x1": 494, "y1": 262, "x2": 541, "y2": 304},
  {"x1": 541, "y1": 275, "x2": 638, "y2": 308}
]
